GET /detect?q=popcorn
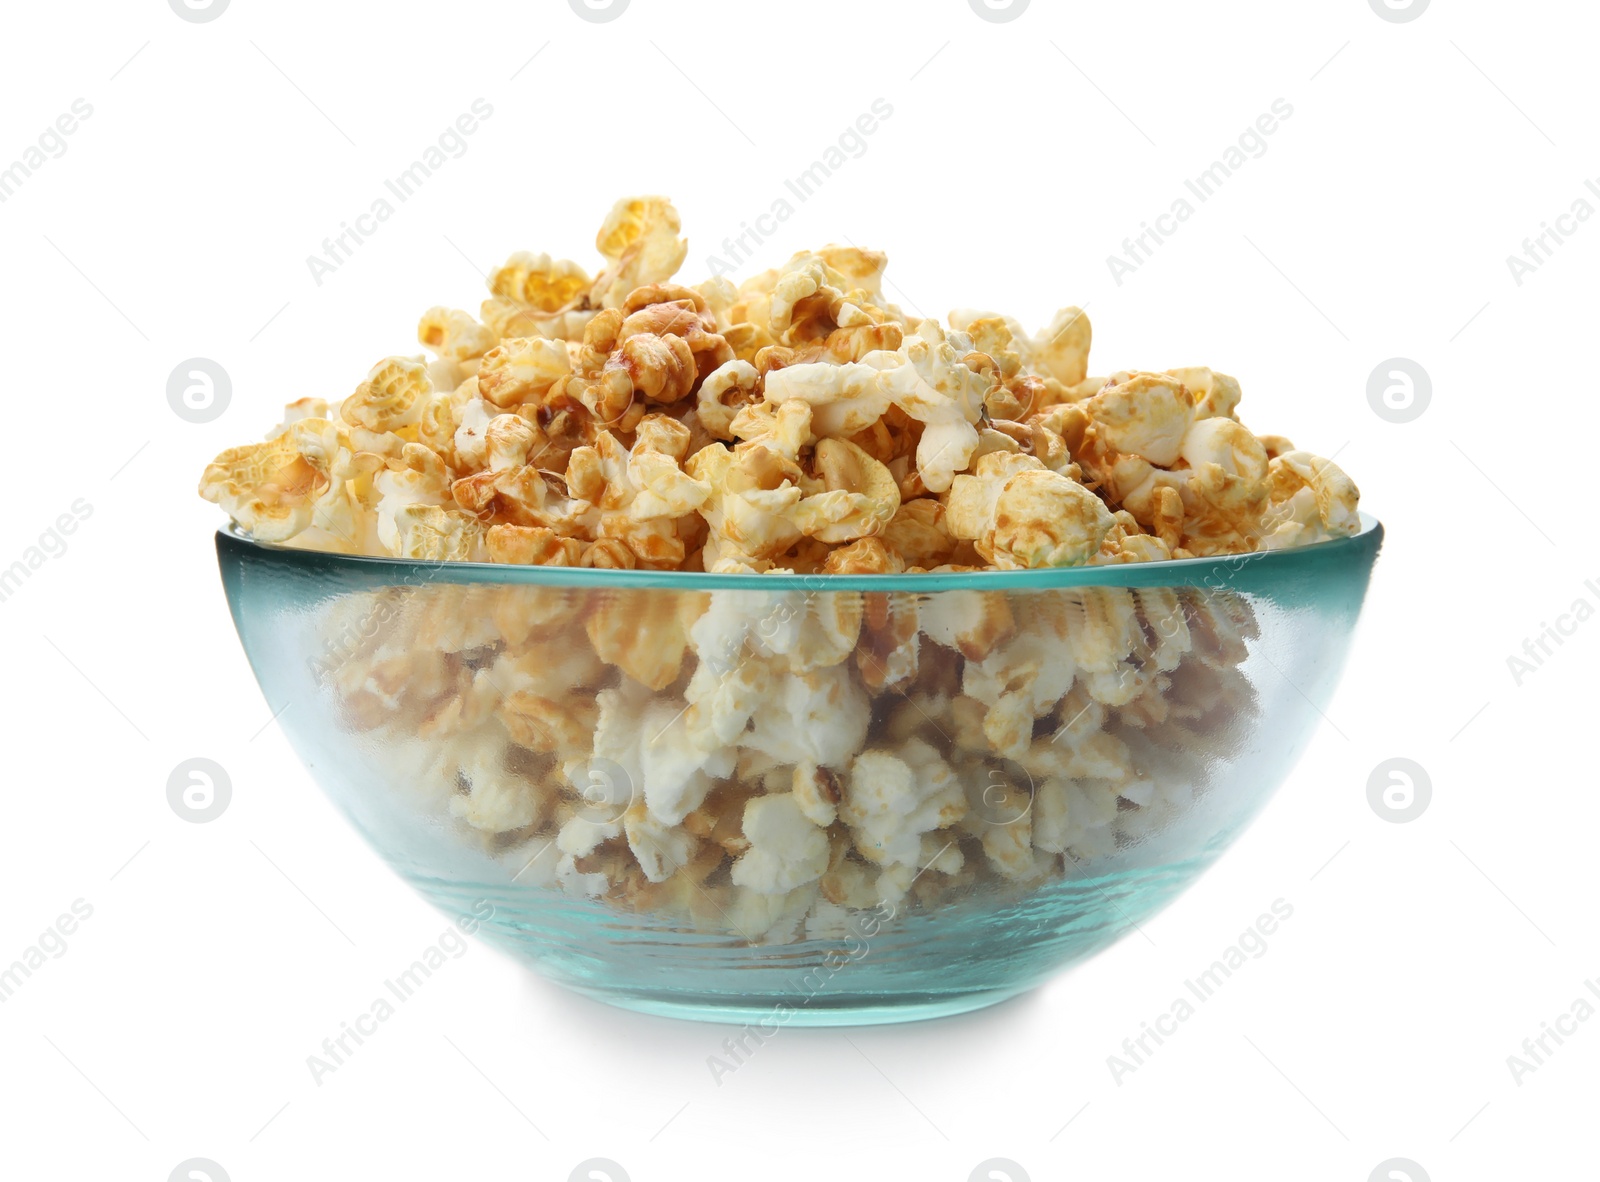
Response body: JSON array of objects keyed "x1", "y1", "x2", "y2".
[
  {"x1": 585, "y1": 588, "x2": 697, "y2": 690},
  {"x1": 1024, "y1": 306, "x2": 1092, "y2": 386},
  {"x1": 475, "y1": 336, "x2": 572, "y2": 409},
  {"x1": 342, "y1": 356, "x2": 433, "y2": 434},
  {"x1": 490, "y1": 251, "x2": 591, "y2": 314},
  {"x1": 390, "y1": 505, "x2": 484, "y2": 561},
  {"x1": 946, "y1": 453, "x2": 1115, "y2": 570},
  {"x1": 590, "y1": 196, "x2": 690, "y2": 310},
  {"x1": 791, "y1": 437, "x2": 900, "y2": 544},
  {"x1": 318, "y1": 573, "x2": 1265, "y2": 939},
  {"x1": 843, "y1": 739, "x2": 966, "y2": 868},
  {"x1": 374, "y1": 444, "x2": 452, "y2": 554},
  {"x1": 199, "y1": 433, "x2": 321, "y2": 543},
  {"x1": 730, "y1": 793, "x2": 831, "y2": 894},
  {"x1": 203, "y1": 196, "x2": 1363, "y2": 942},
  {"x1": 1260, "y1": 450, "x2": 1361, "y2": 549},
  {"x1": 697, "y1": 359, "x2": 762, "y2": 439}
]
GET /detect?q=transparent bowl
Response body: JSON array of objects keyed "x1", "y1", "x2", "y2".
[{"x1": 215, "y1": 517, "x2": 1381, "y2": 1025}]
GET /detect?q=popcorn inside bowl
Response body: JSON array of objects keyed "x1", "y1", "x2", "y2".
[
  {"x1": 204, "y1": 196, "x2": 1361, "y2": 945},
  {"x1": 311, "y1": 578, "x2": 1260, "y2": 943}
]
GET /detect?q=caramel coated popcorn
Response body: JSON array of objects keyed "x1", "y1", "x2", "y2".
[
  {"x1": 203, "y1": 197, "x2": 1361, "y2": 942},
  {"x1": 201, "y1": 195, "x2": 1360, "y2": 570}
]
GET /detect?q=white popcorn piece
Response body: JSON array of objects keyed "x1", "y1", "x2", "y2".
[
  {"x1": 730, "y1": 793, "x2": 831, "y2": 895},
  {"x1": 742, "y1": 665, "x2": 871, "y2": 773},
  {"x1": 843, "y1": 739, "x2": 966, "y2": 868},
  {"x1": 624, "y1": 804, "x2": 697, "y2": 883}
]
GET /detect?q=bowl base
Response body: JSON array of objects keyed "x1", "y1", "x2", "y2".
[{"x1": 572, "y1": 984, "x2": 1032, "y2": 1026}]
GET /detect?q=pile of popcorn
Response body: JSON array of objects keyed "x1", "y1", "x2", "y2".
[
  {"x1": 202, "y1": 197, "x2": 1358, "y2": 942},
  {"x1": 200, "y1": 195, "x2": 1359, "y2": 573}
]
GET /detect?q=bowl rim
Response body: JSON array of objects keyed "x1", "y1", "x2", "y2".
[{"x1": 216, "y1": 513, "x2": 1383, "y2": 592}]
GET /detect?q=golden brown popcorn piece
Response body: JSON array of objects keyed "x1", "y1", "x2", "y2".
[
  {"x1": 199, "y1": 434, "x2": 323, "y2": 542},
  {"x1": 553, "y1": 305, "x2": 704, "y2": 425},
  {"x1": 815, "y1": 245, "x2": 889, "y2": 296},
  {"x1": 723, "y1": 321, "x2": 778, "y2": 363},
  {"x1": 498, "y1": 693, "x2": 598, "y2": 758},
  {"x1": 946, "y1": 452, "x2": 1114, "y2": 569},
  {"x1": 959, "y1": 316, "x2": 1023, "y2": 381},
  {"x1": 589, "y1": 196, "x2": 689, "y2": 310},
  {"x1": 342, "y1": 356, "x2": 432, "y2": 434},
  {"x1": 1096, "y1": 509, "x2": 1173, "y2": 564},
  {"x1": 1172, "y1": 417, "x2": 1272, "y2": 553},
  {"x1": 582, "y1": 538, "x2": 637, "y2": 569},
  {"x1": 476, "y1": 336, "x2": 572, "y2": 409},
  {"x1": 617, "y1": 331, "x2": 698, "y2": 405},
  {"x1": 621, "y1": 285, "x2": 737, "y2": 384},
  {"x1": 768, "y1": 253, "x2": 845, "y2": 342},
  {"x1": 417, "y1": 377, "x2": 480, "y2": 468},
  {"x1": 489, "y1": 585, "x2": 586, "y2": 642},
  {"x1": 1026, "y1": 306, "x2": 1092, "y2": 386},
  {"x1": 480, "y1": 295, "x2": 596, "y2": 343},
  {"x1": 696, "y1": 360, "x2": 762, "y2": 440},
  {"x1": 1261, "y1": 451, "x2": 1361, "y2": 546},
  {"x1": 419, "y1": 306, "x2": 495, "y2": 357},
  {"x1": 491, "y1": 251, "x2": 592, "y2": 312},
  {"x1": 792, "y1": 437, "x2": 901, "y2": 544},
  {"x1": 879, "y1": 499, "x2": 955, "y2": 568},
  {"x1": 390, "y1": 505, "x2": 485, "y2": 561},
  {"x1": 822, "y1": 537, "x2": 906, "y2": 575},
  {"x1": 486, "y1": 523, "x2": 586, "y2": 566},
  {"x1": 1151, "y1": 487, "x2": 1185, "y2": 552},
  {"x1": 1083, "y1": 372, "x2": 1197, "y2": 468},
  {"x1": 585, "y1": 589, "x2": 702, "y2": 690},
  {"x1": 818, "y1": 290, "x2": 904, "y2": 362},
  {"x1": 856, "y1": 588, "x2": 920, "y2": 691}
]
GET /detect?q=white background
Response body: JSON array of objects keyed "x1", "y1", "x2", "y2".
[{"x1": 1, "y1": 0, "x2": 1594, "y2": 1179}]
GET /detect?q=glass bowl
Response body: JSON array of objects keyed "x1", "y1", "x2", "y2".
[{"x1": 215, "y1": 517, "x2": 1381, "y2": 1025}]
